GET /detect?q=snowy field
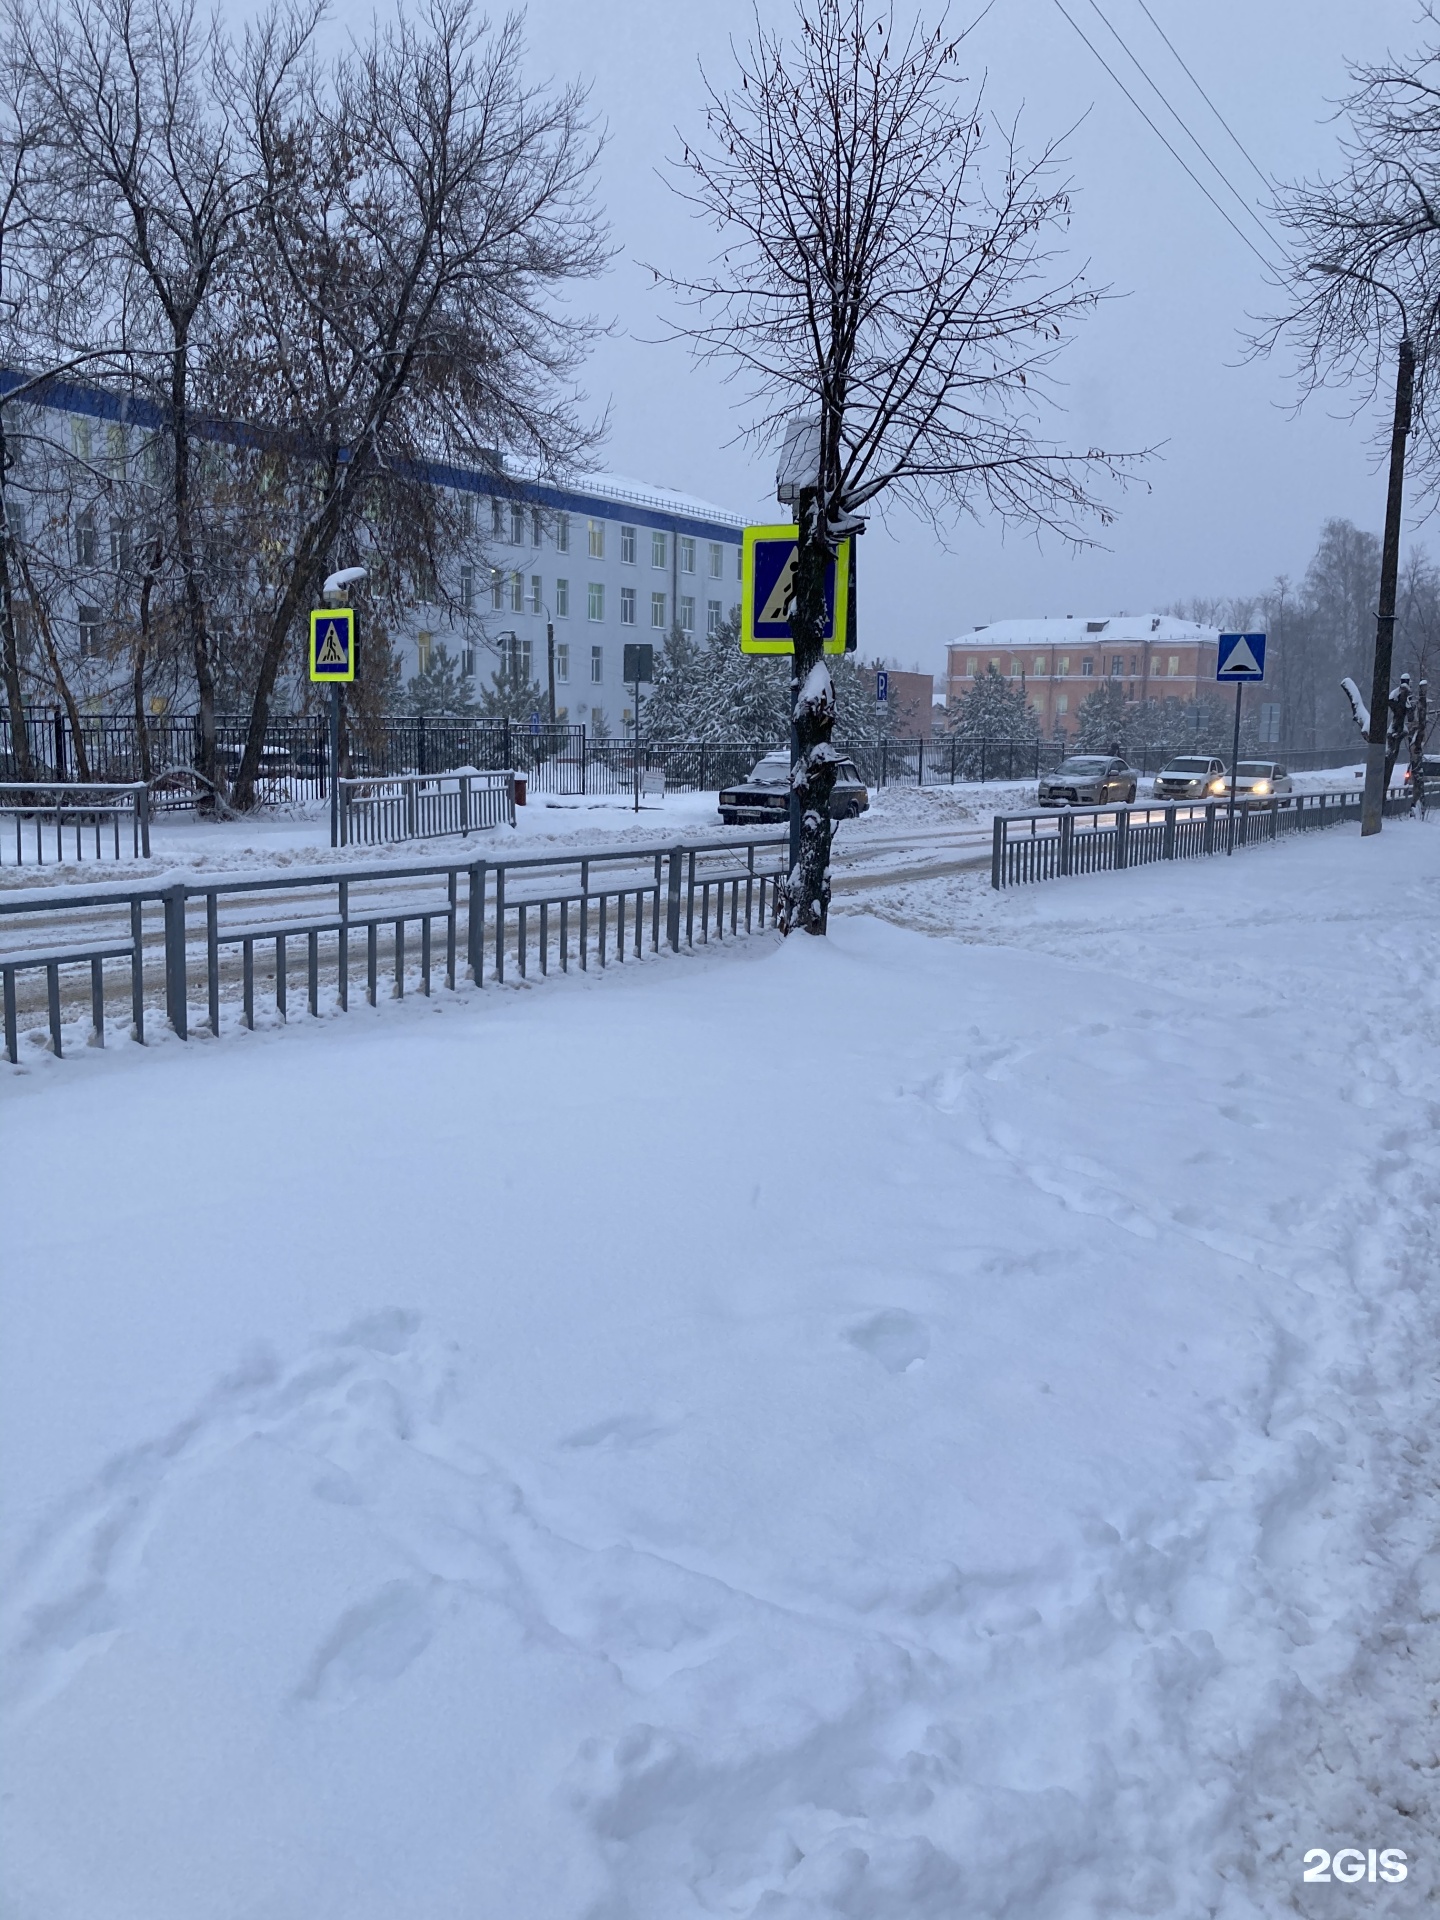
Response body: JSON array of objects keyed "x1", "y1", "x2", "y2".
[{"x1": 3, "y1": 818, "x2": 1438, "y2": 1918}]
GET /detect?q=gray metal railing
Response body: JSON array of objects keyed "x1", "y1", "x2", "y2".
[
  {"x1": 990, "y1": 786, "x2": 1416, "y2": 889},
  {"x1": 0, "y1": 831, "x2": 787, "y2": 1063},
  {"x1": 336, "y1": 769, "x2": 516, "y2": 847},
  {"x1": 0, "y1": 781, "x2": 151, "y2": 866}
]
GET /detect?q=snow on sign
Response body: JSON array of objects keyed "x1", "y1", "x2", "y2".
[
  {"x1": 740, "y1": 524, "x2": 852, "y2": 655},
  {"x1": 1216, "y1": 631, "x2": 1266, "y2": 682},
  {"x1": 308, "y1": 608, "x2": 355, "y2": 682}
]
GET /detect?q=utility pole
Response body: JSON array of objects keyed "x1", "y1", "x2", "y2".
[
  {"x1": 546, "y1": 615, "x2": 556, "y2": 725},
  {"x1": 1362, "y1": 335, "x2": 1414, "y2": 836}
]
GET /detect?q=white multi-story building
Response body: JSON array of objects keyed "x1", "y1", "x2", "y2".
[
  {"x1": 410, "y1": 460, "x2": 747, "y2": 731},
  {"x1": 0, "y1": 367, "x2": 749, "y2": 728}
]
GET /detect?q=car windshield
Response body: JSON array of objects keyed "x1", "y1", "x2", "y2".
[
  {"x1": 748, "y1": 755, "x2": 790, "y2": 786},
  {"x1": 1056, "y1": 758, "x2": 1109, "y2": 774},
  {"x1": 1164, "y1": 758, "x2": 1213, "y2": 773},
  {"x1": 1237, "y1": 763, "x2": 1275, "y2": 777}
]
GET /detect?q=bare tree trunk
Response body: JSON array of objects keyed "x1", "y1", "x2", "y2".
[
  {"x1": 780, "y1": 489, "x2": 840, "y2": 935},
  {"x1": 1362, "y1": 338, "x2": 1412, "y2": 836},
  {"x1": 13, "y1": 540, "x2": 92, "y2": 780},
  {"x1": 170, "y1": 354, "x2": 216, "y2": 794},
  {"x1": 0, "y1": 427, "x2": 34, "y2": 782},
  {"x1": 133, "y1": 533, "x2": 163, "y2": 784}
]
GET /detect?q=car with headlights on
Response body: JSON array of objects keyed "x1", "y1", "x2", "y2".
[
  {"x1": 1036, "y1": 755, "x2": 1138, "y2": 807},
  {"x1": 718, "y1": 751, "x2": 870, "y2": 826},
  {"x1": 1230, "y1": 760, "x2": 1293, "y2": 798},
  {"x1": 1153, "y1": 755, "x2": 1229, "y2": 800}
]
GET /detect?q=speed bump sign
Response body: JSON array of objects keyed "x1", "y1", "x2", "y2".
[
  {"x1": 740, "y1": 524, "x2": 852, "y2": 655},
  {"x1": 309, "y1": 607, "x2": 355, "y2": 682}
]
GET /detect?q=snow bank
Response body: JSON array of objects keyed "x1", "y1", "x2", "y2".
[{"x1": 3, "y1": 823, "x2": 1438, "y2": 1917}]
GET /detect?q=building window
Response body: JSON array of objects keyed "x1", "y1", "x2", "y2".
[
  {"x1": 680, "y1": 595, "x2": 695, "y2": 635},
  {"x1": 509, "y1": 501, "x2": 524, "y2": 545},
  {"x1": 989, "y1": 657, "x2": 1001, "y2": 673},
  {"x1": 736, "y1": 546, "x2": 743, "y2": 580},
  {"x1": 491, "y1": 568, "x2": 504, "y2": 611},
  {"x1": 590, "y1": 645, "x2": 603, "y2": 684},
  {"x1": 555, "y1": 512, "x2": 570, "y2": 554},
  {"x1": 1110, "y1": 654, "x2": 1123, "y2": 676},
  {"x1": 106, "y1": 425, "x2": 127, "y2": 476},
  {"x1": 706, "y1": 599, "x2": 722, "y2": 636},
  {"x1": 1056, "y1": 693, "x2": 1068, "y2": 714},
  {"x1": 556, "y1": 642, "x2": 570, "y2": 682},
  {"x1": 110, "y1": 522, "x2": 134, "y2": 575},
  {"x1": 460, "y1": 494, "x2": 475, "y2": 536},
  {"x1": 1167, "y1": 655, "x2": 1179, "y2": 676},
  {"x1": 708, "y1": 541, "x2": 723, "y2": 578},
  {"x1": 1010, "y1": 658, "x2": 1021, "y2": 678},
  {"x1": 1058, "y1": 654, "x2": 1070, "y2": 674},
  {"x1": 1086, "y1": 620, "x2": 1106, "y2": 634},
  {"x1": 555, "y1": 578, "x2": 569, "y2": 617},
  {"x1": 74, "y1": 513, "x2": 97, "y2": 568},
  {"x1": 72, "y1": 418, "x2": 92, "y2": 461},
  {"x1": 417, "y1": 631, "x2": 432, "y2": 673},
  {"x1": 588, "y1": 581, "x2": 604, "y2": 621},
  {"x1": 1129, "y1": 654, "x2": 1138, "y2": 674},
  {"x1": 620, "y1": 524, "x2": 636, "y2": 564},
  {"x1": 588, "y1": 518, "x2": 605, "y2": 559},
  {"x1": 651, "y1": 530, "x2": 667, "y2": 569},
  {"x1": 502, "y1": 632, "x2": 532, "y2": 678},
  {"x1": 679, "y1": 535, "x2": 696, "y2": 574},
  {"x1": 509, "y1": 570, "x2": 524, "y2": 613},
  {"x1": 531, "y1": 507, "x2": 543, "y2": 546},
  {"x1": 965, "y1": 656, "x2": 977, "y2": 676},
  {"x1": 491, "y1": 497, "x2": 503, "y2": 539},
  {"x1": 529, "y1": 574, "x2": 542, "y2": 614},
  {"x1": 460, "y1": 563, "x2": 475, "y2": 611},
  {"x1": 651, "y1": 591, "x2": 667, "y2": 628},
  {"x1": 1081, "y1": 657, "x2": 1094, "y2": 676},
  {"x1": 620, "y1": 586, "x2": 636, "y2": 625},
  {"x1": 78, "y1": 604, "x2": 102, "y2": 656},
  {"x1": 461, "y1": 646, "x2": 475, "y2": 677},
  {"x1": 1033, "y1": 656, "x2": 1046, "y2": 674}
]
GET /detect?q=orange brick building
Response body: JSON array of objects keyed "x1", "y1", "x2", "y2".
[{"x1": 945, "y1": 616, "x2": 1220, "y2": 735}]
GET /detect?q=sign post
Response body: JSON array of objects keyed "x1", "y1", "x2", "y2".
[
  {"x1": 875, "y1": 669, "x2": 888, "y2": 708},
  {"x1": 1216, "y1": 631, "x2": 1266, "y2": 854},
  {"x1": 310, "y1": 605, "x2": 356, "y2": 849},
  {"x1": 623, "y1": 642, "x2": 654, "y2": 811}
]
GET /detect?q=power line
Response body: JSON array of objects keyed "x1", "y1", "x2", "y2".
[
  {"x1": 1081, "y1": 0, "x2": 1274, "y2": 247},
  {"x1": 1047, "y1": 0, "x2": 1280, "y2": 274},
  {"x1": 1132, "y1": 0, "x2": 1272, "y2": 192}
]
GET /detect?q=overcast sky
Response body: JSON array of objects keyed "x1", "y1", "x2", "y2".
[{"x1": 474, "y1": 0, "x2": 1419, "y2": 680}]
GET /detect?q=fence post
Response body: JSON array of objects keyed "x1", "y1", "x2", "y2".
[
  {"x1": 163, "y1": 882, "x2": 188, "y2": 1039},
  {"x1": 494, "y1": 863, "x2": 506, "y2": 982},
  {"x1": 137, "y1": 782, "x2": 151, "y2": 858},
  {"x1": 1163, "y1": 804, "x2": 1176, "y2": 859},
  {"x1": 666, "y1": 846, "x2": 684, "y2": 950},
  {"x1": 990, "y1": 813, "x2": 1005, "y2": 889},
  {"x1": 417, "y1": 713, "x2": 429, "y2": 777},
  {"x1": 405, "y1": 777, "x2": 417, "y2": 839},
  {"x1": 1203, "y1": 802, "x2": 1216, "y2": 855},
  {"x1": 917, "y1": 737, "x2": 925, "y2": 786},
  {"x1": 880, "y1": 738, "x2": 887, "y2": 789},
  {"x1": 1114, "y1": 805, "x2": 1129, "y2": 871},
  {"x1": 460, "y1": 774, "x2": 471, "y2": 836},
  {"x1": 1059, "y1": 809, "x2": 1074, "y2": 876},
  {"x1": 468, "y1": 860, "x2": 486, "y2": 983}
]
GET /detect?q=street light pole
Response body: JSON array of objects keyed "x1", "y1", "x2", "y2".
[{"x1": 547, "y1": 617, "x2": 556, "y2": 725}]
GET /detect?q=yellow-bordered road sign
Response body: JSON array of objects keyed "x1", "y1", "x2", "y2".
[
  {"x1": 309, "y1": 607, "x2": 355, "y2": 682},
  {"x1": 740, "y1": 524, "x2": 852, "y2": 654}
]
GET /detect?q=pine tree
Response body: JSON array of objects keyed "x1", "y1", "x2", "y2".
[
  {"x1": 947, "y1": 665, "x2": 1040, "y2": 741},
  {"x1": 476, "y1": 646, "x2": 547, "y2": 724},
  {"x1": 401, "y1": 643, "x2": 478, "y2": 717}
]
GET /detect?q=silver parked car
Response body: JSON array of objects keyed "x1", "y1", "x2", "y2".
[
  {"x1": 1037, "y1": 755, "x2": 1138, "y2": 807},
  {"x1": 1231, "y1": 761, "x2": 1293, "y2": 798},
  {"x1": 718, "y1": 751, "x2": 870, "y2": 826},
  {"x1": 1154, "y1": 755, "x2": 1229, "y2": 800}
]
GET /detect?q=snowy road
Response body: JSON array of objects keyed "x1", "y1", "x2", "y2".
[{"x1": 3, "y1": 818, "x2": 1437, "y2": 1918}]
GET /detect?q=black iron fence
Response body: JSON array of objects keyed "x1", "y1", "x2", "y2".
[{"x1": 0, "y1": 704, "x2": 1370, "y2": 799}]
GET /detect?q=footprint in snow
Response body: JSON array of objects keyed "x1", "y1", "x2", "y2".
[{"x1": 845, "y1": 1309, "x2": 930, "y2": 1374}]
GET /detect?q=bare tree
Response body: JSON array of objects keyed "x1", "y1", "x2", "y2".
[
  {"x1": 660, "y1": 0, "x2": 1139, "y2": 932},
  {"x1": 16, "y1": 0, "x2": 263, "y2": 792},
  {"x1": 220, "y1": 0, "x2": 606, "y2": 811},
  {"x1": 1258, "y1": 3, "x2": 1440, "y2": 831}
]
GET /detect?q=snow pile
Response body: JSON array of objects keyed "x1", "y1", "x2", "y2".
[{"x1": 3, "y1": 823, "x2": 1437, "y2": 1917}]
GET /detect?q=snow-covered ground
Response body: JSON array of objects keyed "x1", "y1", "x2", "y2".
[{"x1": 3, "y1": 819, "x2": 1437, "y2": 1918}]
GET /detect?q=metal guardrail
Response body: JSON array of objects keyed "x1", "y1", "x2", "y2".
[
  {"x1": 989, "y1": 786, "x2": 1415, "y2": 889},
  {"x1": 0, "y1": 832, "x2": 787, "y2": 1063},
  {"x1": 336, "y1": 769, "x2": 516, "y2": 847},
  {"x1": 0, "y1": 781, "x2": 151, "y2": 866}
]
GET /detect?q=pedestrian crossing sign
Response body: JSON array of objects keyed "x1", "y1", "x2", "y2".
[
  {"x1": 740, "y1": 525, "x2": 852, "y2": 654},
  {"x1": 309, "y1": 607, "x2": 355, "y2": 682}
]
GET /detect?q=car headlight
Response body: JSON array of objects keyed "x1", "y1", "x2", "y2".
[
  {"x1": 1252, "y1": 780, "x2": 1269, "y2": 795},
  {"x1": 1208, "y1": 779, "x2": 1227, "y2": 794}
]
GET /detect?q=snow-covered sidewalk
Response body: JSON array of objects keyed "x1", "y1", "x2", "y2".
[{"x1": 2, "y1": 821, "x2": 1437, "y2": 1917}]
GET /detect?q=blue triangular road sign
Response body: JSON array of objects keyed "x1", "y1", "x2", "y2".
[{"x1": 1217, "y1": 632, "x2": 1266, "y2": 681}]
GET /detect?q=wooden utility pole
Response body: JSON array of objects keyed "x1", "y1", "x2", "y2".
[{"x1": 1362, "y1": 336, "x2": 1414, "y2": 836}]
